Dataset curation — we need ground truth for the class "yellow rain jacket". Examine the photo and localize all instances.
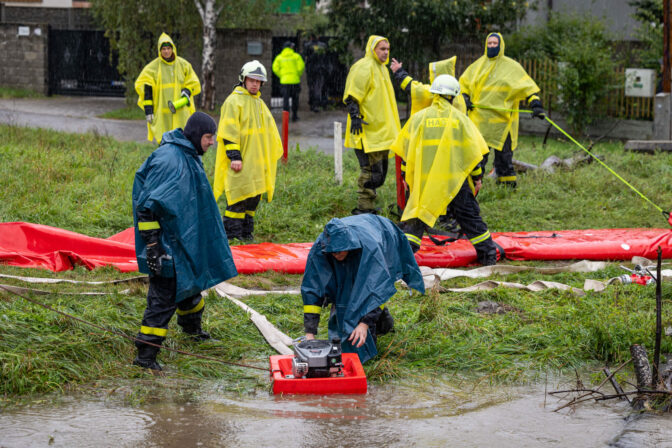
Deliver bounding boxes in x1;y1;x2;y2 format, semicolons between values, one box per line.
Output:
214;86;283;205
398;57;467;116
135;33;201;143
272;47;305;85
459;32;539;151
343;35;400;153
390;96;489;227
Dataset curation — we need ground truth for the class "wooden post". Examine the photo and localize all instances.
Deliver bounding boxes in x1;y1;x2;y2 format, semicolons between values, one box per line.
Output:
333;121;342;185
631;344;653;390
653;246;663;387
395;155;406;211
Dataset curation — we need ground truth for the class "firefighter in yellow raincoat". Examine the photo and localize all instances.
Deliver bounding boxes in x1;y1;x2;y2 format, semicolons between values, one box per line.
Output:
135;33;201;143
391;75;498;265
214;60;282;241
460;32;545;188
343;35;400;214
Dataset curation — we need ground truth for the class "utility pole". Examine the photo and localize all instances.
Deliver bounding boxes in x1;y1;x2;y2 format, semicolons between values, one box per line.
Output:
664;0;671;92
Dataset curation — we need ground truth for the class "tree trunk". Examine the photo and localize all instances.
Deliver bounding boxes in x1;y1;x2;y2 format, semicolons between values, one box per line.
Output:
195;0;219;111
631;344;653;389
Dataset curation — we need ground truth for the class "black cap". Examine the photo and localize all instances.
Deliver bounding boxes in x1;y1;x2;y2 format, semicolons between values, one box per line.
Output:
283;41;295;49
184;112;217;155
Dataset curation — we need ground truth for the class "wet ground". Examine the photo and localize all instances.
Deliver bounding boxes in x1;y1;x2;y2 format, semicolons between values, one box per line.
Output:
0;96;345;154
2;379;670;448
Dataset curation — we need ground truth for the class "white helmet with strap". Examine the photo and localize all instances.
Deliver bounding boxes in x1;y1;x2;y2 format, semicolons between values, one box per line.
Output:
429;74;460;97
239;60;267;83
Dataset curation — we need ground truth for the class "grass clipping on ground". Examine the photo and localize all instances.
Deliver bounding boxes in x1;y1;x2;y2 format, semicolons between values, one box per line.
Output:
0;123;671;400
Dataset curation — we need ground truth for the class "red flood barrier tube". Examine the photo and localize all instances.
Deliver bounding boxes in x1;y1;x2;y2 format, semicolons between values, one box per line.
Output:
270;353;367;395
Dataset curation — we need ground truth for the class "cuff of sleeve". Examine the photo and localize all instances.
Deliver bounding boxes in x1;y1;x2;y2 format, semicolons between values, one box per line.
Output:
138;221;160;231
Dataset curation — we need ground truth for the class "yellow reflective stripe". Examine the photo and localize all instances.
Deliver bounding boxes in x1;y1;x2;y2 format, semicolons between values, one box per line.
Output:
245;210;255;217
304;305;322;314
138;221;160;231
176;297;204;316
498;176;517;182
224;210;246;219
225;143;240;151
405;233;422;246
400;76;413;90
380;304;385;310
470;231;491;245
143;100;153;106
471;167;483;176
140;326;168;337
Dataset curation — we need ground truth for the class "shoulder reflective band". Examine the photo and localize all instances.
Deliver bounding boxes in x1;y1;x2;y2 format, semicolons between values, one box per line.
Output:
176;297;204;316
400;76;413;90
225;143;241;151
138;221;160;231
140;325;168;337
304;305;322;314
470;230;491;245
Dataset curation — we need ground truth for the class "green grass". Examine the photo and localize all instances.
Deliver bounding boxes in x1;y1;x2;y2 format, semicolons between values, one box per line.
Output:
0;86;45;99
1;123;671;403
98;105;146;120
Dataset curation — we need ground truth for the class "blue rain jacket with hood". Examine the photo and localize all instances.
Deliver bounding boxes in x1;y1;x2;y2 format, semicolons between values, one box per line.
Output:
301;215;425;363
133;128;238;302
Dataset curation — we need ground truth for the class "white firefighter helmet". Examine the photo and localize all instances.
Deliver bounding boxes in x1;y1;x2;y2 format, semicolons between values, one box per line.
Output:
239;60;267;83
429;74;460;97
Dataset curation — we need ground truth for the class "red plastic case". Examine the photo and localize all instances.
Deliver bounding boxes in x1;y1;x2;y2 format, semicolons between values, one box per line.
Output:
269;353;367;395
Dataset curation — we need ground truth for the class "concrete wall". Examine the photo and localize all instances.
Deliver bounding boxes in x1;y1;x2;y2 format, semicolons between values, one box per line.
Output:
0;22;48;94
212;29;274;106
522;0;639;41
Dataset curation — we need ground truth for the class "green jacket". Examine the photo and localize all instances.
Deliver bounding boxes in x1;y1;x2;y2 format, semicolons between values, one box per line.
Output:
272;47;305;85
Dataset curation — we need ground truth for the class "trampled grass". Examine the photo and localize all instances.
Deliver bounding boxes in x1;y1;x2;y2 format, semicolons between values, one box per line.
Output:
0;123;671;402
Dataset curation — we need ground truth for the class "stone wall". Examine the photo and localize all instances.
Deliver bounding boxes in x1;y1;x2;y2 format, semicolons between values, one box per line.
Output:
0;23;48;94
1;5;95;30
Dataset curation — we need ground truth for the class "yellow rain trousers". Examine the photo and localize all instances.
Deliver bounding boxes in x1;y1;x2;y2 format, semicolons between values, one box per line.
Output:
214;86;283;204
459;32;539;151
401;57;467;116
135;33;201;143
343;35;400;153
390;96;489;228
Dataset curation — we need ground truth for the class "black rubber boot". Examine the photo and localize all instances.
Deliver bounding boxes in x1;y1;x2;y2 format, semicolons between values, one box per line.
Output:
223;216;244;241
133;344;162;371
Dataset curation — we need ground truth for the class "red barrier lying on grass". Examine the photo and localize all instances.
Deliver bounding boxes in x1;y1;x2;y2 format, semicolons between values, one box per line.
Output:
1;222;671;274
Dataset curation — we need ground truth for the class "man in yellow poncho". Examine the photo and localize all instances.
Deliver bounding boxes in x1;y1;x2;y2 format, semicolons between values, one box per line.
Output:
460;32;545;188
343;35;400;215
135;33;201;143
390;75;497;265
214;60;282;241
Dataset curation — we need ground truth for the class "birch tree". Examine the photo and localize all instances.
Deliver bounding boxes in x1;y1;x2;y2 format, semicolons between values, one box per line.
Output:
194;0;224;110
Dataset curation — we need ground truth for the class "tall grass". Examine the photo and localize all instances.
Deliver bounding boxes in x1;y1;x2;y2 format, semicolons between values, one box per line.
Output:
0;123;671;401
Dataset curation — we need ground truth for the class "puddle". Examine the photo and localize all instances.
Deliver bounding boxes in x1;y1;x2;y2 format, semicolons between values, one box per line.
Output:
1;381;670;447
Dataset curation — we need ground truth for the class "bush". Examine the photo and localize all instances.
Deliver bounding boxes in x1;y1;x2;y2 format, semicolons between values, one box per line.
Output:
508;14;620;134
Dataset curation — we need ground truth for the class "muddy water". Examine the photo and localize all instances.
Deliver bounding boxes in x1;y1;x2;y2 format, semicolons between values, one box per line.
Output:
1;381;671;448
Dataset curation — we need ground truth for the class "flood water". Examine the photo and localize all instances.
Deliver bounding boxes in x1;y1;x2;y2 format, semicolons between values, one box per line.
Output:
2;378;672;448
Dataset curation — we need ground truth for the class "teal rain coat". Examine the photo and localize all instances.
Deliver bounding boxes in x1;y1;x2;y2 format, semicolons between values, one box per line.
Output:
133;129;238;302
301;215;425;363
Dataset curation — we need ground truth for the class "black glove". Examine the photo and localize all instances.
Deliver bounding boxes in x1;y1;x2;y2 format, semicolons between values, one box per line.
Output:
462;93;474;111
145;242;165;276
346;97;367;135
529;99;545;119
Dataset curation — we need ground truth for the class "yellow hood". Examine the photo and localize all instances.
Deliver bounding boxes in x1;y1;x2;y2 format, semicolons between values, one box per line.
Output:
366;35;389;65
157;32;177;64
428;56;456;83
484;32;505;60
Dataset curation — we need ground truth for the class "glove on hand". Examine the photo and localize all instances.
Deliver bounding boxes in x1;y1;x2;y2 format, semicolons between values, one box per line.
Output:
529;99;545;119
350;114;364;135
462;93;474;111
146;243;165;276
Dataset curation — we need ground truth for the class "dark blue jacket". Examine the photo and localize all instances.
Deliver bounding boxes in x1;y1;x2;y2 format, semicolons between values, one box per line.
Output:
133;129;237;302
301;215;425;362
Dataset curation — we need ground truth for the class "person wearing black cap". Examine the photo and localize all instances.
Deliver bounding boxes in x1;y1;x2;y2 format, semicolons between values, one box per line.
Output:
272;41;305;121
132;112;238;371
